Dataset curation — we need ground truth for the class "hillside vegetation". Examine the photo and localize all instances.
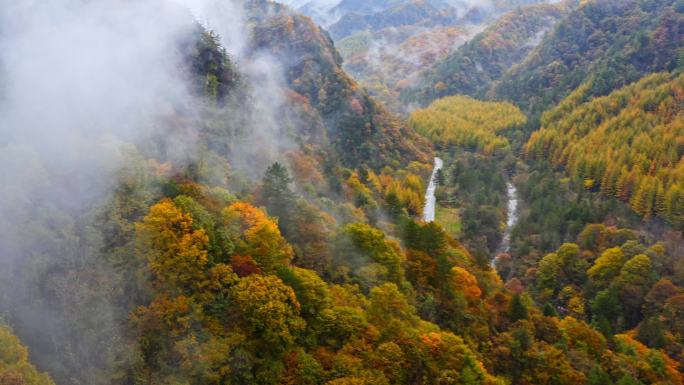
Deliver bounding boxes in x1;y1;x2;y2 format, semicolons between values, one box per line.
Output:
0;326;55;385
247;0;432;168
493;0;684;120
409;95;526;154
6;0;684;384
525;72;684;227
402;2;568;105
338;26;470;112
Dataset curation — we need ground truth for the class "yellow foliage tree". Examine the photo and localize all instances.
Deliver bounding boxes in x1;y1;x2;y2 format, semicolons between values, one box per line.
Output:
136;198;209;293
231;274;305;346
587;247;625;287
0;326;56;385
451;266;482;300
222;202;294;273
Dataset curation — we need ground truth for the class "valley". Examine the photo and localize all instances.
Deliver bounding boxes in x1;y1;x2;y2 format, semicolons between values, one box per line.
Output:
1;0;684;385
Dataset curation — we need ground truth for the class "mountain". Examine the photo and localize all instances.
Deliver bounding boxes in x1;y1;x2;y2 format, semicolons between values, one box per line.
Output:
525;72;684;227
492;0;684;120
338;26;470;112
409;94;526;154
328;0;461;40
245;0;432;168
401;1;569;106
282;0;560;114
286;0;554;29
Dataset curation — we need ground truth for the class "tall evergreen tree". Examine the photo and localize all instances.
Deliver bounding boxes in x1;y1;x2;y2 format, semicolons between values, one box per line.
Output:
509;294;529;321
259;162;297;236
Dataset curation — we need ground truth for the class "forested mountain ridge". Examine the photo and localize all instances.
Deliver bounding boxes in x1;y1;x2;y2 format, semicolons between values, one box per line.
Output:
525;72;684;227
245;0;432;168
409;95;527;154
492;0;684;121
337;25;470;113
401;1;570;106
283;0;562;114
327;0;461;40
402;0;684;123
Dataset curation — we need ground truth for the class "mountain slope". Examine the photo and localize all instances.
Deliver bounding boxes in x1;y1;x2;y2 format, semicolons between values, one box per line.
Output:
401;2;569;105
245;0;431;168
409;95;526;154
525;72;684;227
492;0;684;119
328;0;460;40
338;26;470;112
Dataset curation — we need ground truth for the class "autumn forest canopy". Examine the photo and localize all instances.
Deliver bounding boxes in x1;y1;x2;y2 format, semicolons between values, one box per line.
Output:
1;0;684;385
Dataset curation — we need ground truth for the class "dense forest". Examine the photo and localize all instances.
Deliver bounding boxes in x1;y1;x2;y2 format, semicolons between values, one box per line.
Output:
401;2;570;106
409;95;526;154
2;0;684;384
493;0;684;121
525;73;684;227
